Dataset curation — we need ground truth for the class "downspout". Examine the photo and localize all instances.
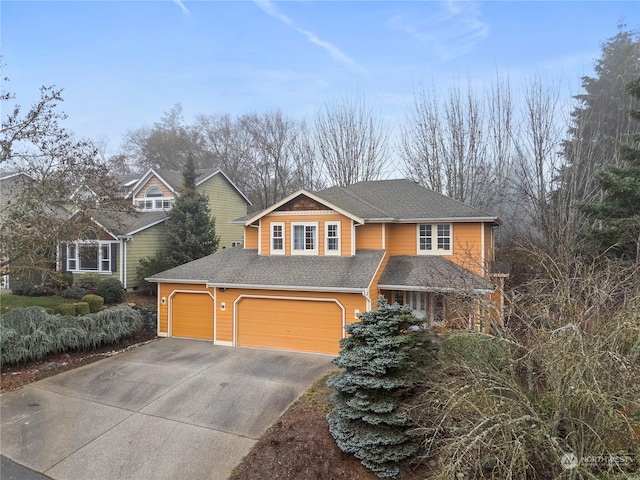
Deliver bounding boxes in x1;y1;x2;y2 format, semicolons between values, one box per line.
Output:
118;236;132;289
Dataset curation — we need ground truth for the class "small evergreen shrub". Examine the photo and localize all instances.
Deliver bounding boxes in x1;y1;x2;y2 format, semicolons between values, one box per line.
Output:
75;302;90;316
96;278;125;304
45;271;68;292
61;286;88;300
76;273;100;290
326;297;431;479
56;303;77;316
81;294;104;313
62;271;74;288
136;252;171;295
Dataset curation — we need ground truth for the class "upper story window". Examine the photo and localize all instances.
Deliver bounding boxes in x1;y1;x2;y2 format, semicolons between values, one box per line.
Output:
292;223;317;255
136;186;172;211
418;223;452;255
271;222;284;254
325;222;341;255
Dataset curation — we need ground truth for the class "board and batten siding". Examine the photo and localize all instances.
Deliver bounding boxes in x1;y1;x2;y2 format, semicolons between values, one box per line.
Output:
197;174;247;249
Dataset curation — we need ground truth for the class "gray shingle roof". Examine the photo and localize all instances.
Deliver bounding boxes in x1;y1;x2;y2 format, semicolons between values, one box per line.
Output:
317;179;496;221
379;255;495;293
90;209;167;236
148;249;385;291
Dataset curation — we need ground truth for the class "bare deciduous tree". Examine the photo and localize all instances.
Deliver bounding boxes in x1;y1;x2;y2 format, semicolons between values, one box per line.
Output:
314;92;390;187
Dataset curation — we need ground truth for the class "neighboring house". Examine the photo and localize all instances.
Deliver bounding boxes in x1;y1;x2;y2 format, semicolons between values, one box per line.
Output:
61;168;251;291
148;179;508;355
0;172;36;289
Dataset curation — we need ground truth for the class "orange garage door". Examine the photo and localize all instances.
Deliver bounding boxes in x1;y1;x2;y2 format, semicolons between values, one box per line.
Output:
171;292;214;340
237;298;343;354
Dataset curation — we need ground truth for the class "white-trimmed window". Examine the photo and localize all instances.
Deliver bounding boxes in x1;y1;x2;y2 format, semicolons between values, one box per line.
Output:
66;229;115;272
325;222;341;255
418;223;452;254
292;222;318;255
136;186;173;211
271;222;285;254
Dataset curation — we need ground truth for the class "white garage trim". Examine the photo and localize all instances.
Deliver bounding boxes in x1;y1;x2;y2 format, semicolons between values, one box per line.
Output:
168;289;216;341
232;295;346;348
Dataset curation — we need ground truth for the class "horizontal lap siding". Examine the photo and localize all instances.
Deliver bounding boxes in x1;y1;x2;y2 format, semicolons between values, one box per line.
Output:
355;224;384;250
197;175;247;249
259;213;352;256
126;223;168;290
452;223;483;275
386;224;417;255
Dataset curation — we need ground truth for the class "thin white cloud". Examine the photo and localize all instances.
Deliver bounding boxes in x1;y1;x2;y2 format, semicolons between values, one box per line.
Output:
388;0;489;61
173;0;190;15
253;0;364;72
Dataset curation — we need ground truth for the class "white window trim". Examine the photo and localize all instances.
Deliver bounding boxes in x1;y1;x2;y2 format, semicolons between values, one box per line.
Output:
135;187;174;211
66;241;115;273
417;223;452;255
271;222;285;255
291;222;318;255
324;221;341;256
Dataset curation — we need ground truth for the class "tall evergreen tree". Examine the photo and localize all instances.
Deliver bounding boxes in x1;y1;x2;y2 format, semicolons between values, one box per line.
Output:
582;77;640;262
557;26;640;234
326;298;430;479
165;156;219;267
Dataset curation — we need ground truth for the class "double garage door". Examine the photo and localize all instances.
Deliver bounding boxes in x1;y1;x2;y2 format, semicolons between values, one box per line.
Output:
170;293;344;355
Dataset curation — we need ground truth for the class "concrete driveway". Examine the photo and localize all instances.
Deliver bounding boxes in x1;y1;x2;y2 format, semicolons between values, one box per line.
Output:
0;338;334;480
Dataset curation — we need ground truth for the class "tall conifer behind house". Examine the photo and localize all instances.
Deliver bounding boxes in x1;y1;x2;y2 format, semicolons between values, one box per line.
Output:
326;297;431;479
166;155;219;266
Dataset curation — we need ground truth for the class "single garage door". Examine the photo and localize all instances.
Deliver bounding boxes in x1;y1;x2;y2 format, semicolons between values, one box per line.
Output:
171;292;214;340
237;298;343;354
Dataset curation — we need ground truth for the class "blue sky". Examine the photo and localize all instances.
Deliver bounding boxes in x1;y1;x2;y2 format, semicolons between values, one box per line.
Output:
2;1;639;156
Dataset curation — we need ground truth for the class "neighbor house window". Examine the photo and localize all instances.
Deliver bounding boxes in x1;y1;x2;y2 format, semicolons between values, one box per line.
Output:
271;222;284;254
136;186;173;211
325;222;340;255
418;224;452;254
292;223;317;255
66;228;115;272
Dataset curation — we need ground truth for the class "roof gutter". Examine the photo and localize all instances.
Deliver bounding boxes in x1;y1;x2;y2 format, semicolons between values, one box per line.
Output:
378;284;495;295
206;282;367;294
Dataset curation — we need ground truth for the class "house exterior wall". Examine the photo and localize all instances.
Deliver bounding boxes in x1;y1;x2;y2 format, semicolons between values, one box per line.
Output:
244;226;258;249
133;177;173;200
125;222;168;290
355;223;384;250
156;282;368;348
197;174;247;249
258;212;353;256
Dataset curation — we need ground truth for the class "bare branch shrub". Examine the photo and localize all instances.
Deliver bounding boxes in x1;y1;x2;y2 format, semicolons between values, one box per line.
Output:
408;249;640;479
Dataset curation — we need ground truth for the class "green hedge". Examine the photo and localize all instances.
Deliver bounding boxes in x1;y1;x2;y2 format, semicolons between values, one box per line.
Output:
0;305;144;366
75;302;91;316
81;294;104;313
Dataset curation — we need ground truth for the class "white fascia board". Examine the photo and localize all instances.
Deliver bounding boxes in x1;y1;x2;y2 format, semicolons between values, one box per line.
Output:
130;168;177;198
145;277;208;284
89;217;119;240
378;284;495;294
368;217;499;224
244;189;364;226
206;282;365;294
125;217;167;236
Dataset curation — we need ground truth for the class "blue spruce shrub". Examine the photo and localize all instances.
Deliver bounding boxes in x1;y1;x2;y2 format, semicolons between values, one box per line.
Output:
326;297;431;479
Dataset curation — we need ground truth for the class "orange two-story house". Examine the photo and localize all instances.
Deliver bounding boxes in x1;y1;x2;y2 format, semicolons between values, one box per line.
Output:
148;179;506;355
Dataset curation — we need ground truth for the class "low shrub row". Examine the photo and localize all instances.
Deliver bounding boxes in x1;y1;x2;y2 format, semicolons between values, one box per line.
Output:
0;305;143;366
